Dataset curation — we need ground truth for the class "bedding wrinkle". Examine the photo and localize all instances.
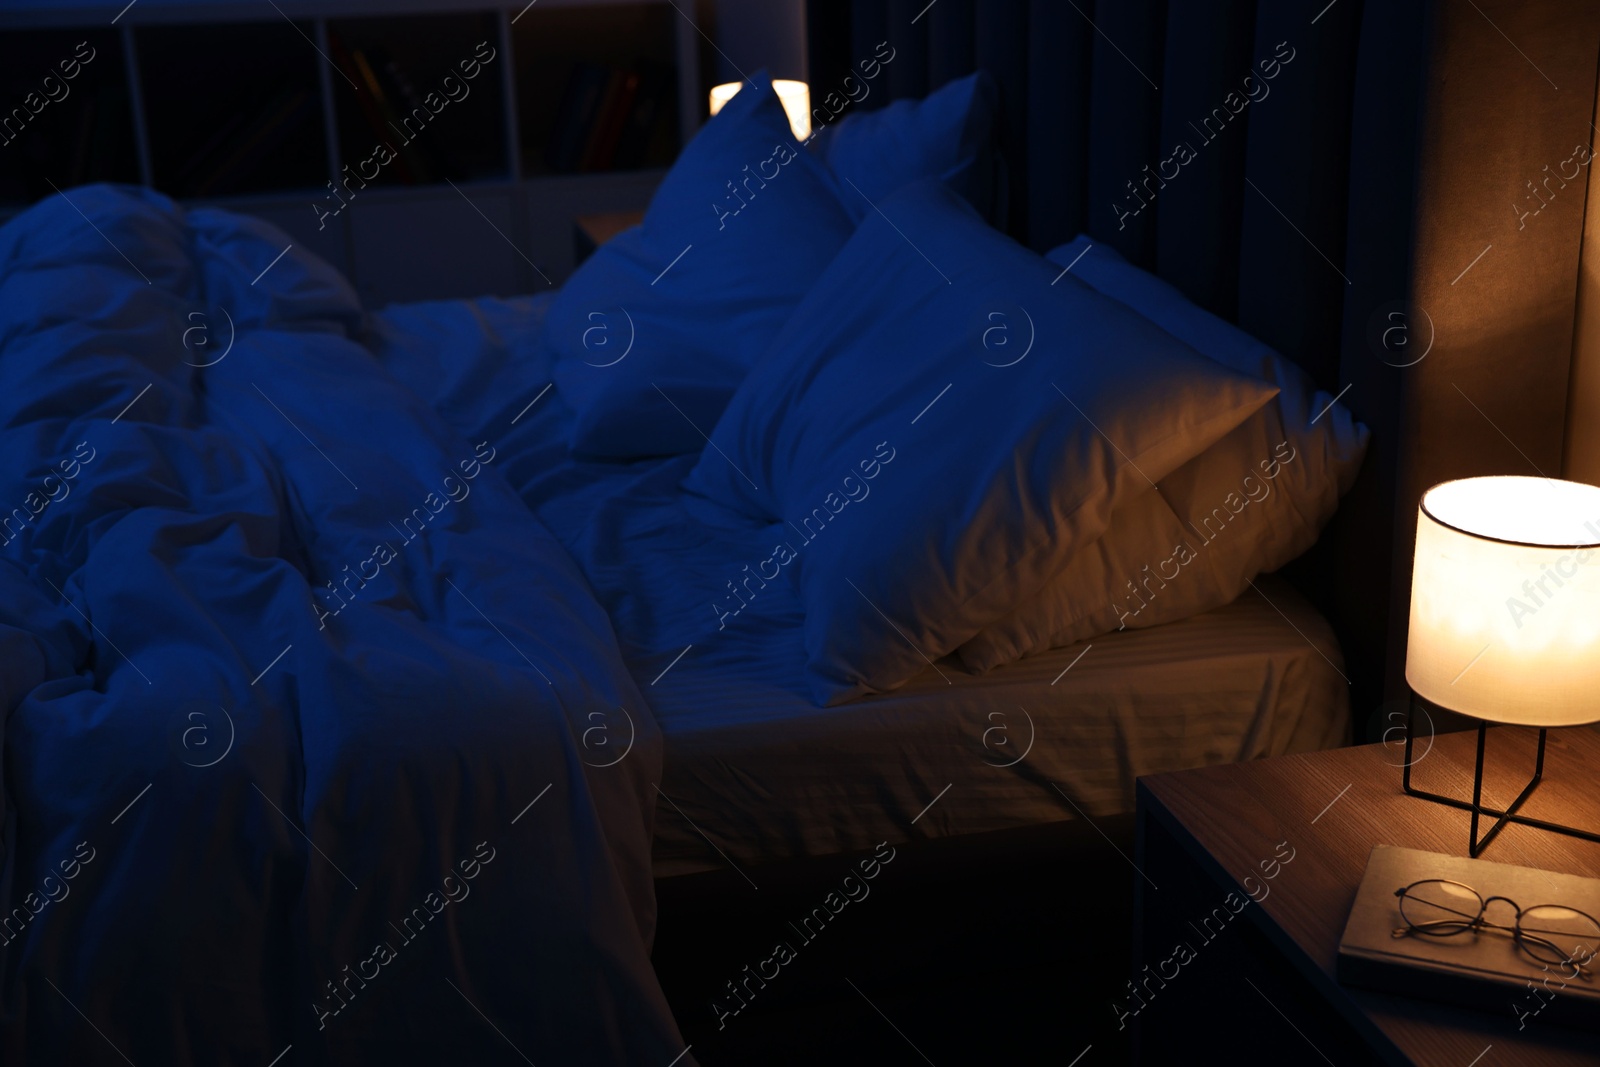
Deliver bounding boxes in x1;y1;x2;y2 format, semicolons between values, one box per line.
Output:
0;186;691;1066
1237;655;1285;763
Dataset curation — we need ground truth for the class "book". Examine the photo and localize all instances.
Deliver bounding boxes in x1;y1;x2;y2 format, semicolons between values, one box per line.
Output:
546;61;612;173
327;29;413;185
581;69;639;173
575;68;625;172
610;60;672;171
1338;844;1600;1033
350;48;424;184
376;53;447;182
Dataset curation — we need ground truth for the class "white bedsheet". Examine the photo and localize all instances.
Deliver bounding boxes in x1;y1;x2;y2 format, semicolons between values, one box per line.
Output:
647;575;1348;876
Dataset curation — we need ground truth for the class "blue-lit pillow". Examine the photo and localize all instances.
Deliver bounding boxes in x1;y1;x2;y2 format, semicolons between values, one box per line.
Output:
682;181;1278;704
547;73;855;459
812;71;997;223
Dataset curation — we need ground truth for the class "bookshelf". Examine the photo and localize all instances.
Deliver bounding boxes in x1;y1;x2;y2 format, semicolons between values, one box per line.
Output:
0;0;707;304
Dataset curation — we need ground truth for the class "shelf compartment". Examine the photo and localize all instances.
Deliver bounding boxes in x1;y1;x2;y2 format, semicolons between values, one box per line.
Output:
0;29;139;203
511;2;680;177
135;20;328;199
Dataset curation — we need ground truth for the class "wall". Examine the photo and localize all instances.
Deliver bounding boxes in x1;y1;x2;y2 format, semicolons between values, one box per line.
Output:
1391;0;1600;703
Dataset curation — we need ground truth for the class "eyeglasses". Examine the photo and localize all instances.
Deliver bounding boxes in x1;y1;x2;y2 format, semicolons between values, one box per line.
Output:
1392;879;1600;979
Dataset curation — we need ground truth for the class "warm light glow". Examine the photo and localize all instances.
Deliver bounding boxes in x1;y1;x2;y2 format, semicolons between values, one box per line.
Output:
1407;476;1600;726
709;80;811;142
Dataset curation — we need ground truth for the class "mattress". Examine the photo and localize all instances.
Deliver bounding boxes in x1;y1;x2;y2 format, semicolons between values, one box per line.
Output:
644;575;1348;876
367;293;1352;879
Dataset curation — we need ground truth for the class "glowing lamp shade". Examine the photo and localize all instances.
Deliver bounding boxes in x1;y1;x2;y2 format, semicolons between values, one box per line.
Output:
709;80;811;142
1407;476;1600;727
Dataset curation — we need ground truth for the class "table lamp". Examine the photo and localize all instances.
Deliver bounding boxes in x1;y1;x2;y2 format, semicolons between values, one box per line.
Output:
709;80;812;142
707;0;810;142
1403;474;1600;856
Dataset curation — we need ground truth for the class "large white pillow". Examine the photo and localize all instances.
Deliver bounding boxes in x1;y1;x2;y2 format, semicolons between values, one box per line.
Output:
956;236;1369;672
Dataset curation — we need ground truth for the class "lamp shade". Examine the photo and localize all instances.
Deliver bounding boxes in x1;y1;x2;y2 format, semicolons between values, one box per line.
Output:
709;80;811;141
1407;475;1600;726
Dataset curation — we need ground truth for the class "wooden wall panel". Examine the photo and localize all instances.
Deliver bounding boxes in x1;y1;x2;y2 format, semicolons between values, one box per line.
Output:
1393;0;1600;699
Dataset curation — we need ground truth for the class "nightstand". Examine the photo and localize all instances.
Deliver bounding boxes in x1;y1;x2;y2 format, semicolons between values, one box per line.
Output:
572;209;646;266
1133;724;1600;1066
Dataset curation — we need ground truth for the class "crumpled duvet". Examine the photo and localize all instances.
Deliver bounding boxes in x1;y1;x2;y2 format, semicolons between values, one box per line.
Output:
0;185;691;1066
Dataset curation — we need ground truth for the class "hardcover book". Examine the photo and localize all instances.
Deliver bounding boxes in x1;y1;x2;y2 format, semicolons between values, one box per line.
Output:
610;60;672;171
1338;845;1600;1033
581;69;640;173
547;61;612;173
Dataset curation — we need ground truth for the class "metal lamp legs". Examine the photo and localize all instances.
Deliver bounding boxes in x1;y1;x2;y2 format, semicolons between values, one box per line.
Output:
1400;698;1600;858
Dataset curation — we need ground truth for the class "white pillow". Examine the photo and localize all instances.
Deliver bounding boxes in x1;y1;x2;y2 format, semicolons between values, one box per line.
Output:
956;236;1369;672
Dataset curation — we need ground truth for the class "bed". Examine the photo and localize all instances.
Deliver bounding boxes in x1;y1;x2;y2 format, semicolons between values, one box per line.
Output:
0;1;1453;1063
0;190;1354;1062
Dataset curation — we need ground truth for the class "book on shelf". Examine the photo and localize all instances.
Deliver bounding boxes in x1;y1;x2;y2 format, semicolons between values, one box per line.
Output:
547;60;611;174
1337;844;1600;1033
349;47;432;185
375;52;452;182
579;68;638;173
609;60;672;171
327;29;416;185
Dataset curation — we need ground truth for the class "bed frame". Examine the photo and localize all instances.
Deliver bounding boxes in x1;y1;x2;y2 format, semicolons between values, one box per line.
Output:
801;0;1600;731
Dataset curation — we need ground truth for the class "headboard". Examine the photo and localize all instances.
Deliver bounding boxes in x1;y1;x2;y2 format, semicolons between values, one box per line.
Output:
803;0;1600;733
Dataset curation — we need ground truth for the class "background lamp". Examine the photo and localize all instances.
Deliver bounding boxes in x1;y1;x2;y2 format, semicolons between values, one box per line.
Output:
709;81;812;142
1403;475;1600;855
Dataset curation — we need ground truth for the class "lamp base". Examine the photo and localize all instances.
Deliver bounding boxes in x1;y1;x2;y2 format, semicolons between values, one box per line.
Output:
1401;698;1600;858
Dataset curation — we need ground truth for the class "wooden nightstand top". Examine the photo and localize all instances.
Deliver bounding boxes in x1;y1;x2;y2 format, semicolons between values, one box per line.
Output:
574;210;646;248
1138;724;1600;1066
